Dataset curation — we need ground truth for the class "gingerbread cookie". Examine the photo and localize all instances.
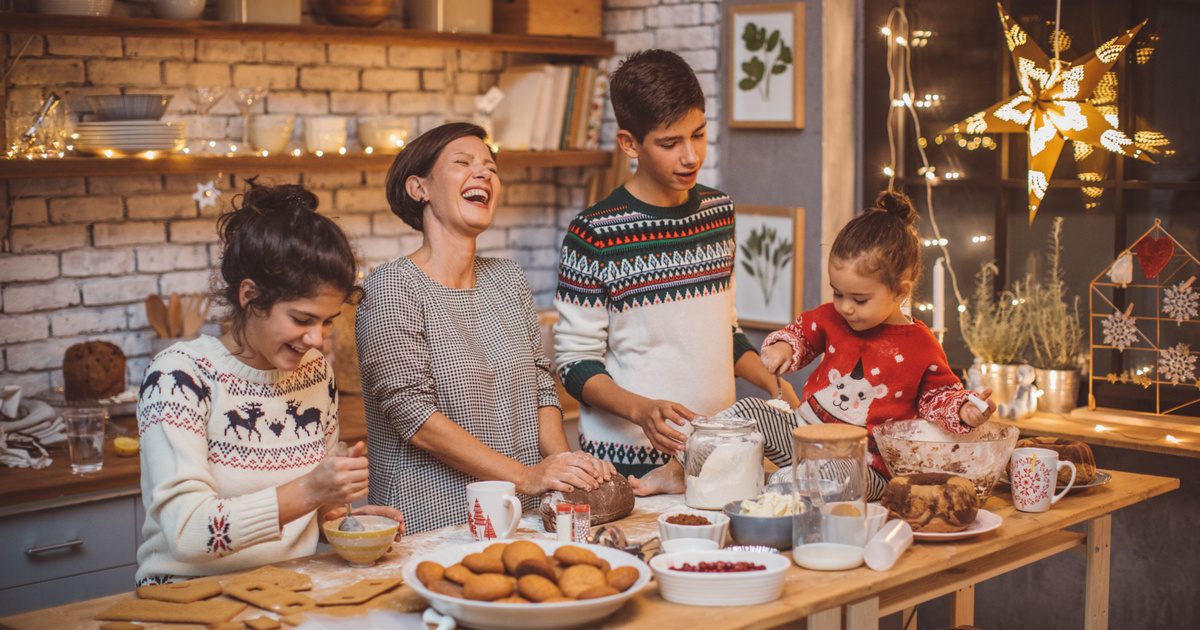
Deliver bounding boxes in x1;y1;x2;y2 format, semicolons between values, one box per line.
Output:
135;578;222;603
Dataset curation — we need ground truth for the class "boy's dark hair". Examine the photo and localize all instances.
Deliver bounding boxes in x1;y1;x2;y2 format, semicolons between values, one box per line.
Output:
609;49;705;142
216;179;361;345
385;122;490;231
830;190;921;294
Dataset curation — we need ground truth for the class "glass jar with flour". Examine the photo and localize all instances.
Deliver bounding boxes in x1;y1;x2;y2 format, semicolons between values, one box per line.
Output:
683;415;764;509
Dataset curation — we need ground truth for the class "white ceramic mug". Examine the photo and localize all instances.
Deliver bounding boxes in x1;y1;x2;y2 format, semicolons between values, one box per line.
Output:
465;480;522;541
1010;447;1076;513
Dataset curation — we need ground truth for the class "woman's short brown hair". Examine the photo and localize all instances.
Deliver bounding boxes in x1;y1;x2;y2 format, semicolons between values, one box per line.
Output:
384;122;489;231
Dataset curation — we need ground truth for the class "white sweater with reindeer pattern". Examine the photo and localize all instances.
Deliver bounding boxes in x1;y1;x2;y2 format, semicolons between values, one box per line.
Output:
135;334;338;585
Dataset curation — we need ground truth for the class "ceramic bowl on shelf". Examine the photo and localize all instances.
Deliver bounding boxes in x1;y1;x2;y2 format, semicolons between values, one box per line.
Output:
650;550;791;607
35;0;113;15
317;0;392;26
248;114;295;154
357;116;412;152
148;0;207;20
874;419;1019;503
304;115;347;154
322;515;398;567
85;95;172;121
657;509;729;545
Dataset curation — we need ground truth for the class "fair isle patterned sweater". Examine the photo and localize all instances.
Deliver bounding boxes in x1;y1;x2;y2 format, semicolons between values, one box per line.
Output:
135;335;338;584
554;184;756;468
764;303;974;478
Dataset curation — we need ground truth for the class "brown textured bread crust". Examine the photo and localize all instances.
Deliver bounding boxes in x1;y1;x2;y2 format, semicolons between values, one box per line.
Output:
881;473;979;533
541;476;635;531
1015;436;1096;484
63;341;126;401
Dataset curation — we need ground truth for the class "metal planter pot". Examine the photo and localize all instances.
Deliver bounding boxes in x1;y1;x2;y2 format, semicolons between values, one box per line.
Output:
978;363;1022;408
1035;368;1080;414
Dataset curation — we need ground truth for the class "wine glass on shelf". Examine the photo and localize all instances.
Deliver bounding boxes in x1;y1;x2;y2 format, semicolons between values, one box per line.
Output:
185;86;227;155
232;86;267;154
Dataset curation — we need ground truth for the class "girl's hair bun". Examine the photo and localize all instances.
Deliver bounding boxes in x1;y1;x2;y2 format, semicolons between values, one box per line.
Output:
873;190;917;227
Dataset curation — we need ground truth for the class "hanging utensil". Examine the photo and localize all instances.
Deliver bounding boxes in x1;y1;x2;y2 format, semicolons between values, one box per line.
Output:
145;295;170;339
181;294;210;338
167;293;183;338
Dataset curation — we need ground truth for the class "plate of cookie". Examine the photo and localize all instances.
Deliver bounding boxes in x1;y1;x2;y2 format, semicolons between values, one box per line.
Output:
401;539;651;630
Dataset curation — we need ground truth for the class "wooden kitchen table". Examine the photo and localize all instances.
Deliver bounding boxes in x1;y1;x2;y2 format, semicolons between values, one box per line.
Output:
0;469;1176;630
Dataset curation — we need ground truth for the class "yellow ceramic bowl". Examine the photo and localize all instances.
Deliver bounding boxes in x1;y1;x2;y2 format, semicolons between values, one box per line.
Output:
323;515;399;567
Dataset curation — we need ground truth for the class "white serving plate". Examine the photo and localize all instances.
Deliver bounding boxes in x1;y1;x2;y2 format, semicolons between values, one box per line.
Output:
911;508;1002;542
402;539;650;630
650;550;790;607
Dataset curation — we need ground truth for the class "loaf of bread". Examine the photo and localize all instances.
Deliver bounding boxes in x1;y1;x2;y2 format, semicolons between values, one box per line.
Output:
1014;436;1096;484
881;472;979;533
541;476;635;532
62;341;126;402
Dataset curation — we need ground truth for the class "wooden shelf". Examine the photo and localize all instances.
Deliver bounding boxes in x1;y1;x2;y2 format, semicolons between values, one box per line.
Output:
0;13;613;57
0;150;611;178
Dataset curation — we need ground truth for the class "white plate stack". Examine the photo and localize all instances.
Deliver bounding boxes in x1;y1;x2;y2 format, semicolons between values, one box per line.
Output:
74;121;187;155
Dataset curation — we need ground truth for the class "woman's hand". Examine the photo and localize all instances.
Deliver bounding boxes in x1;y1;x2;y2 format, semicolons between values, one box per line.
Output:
761;341;793;375
323;505;406;540
628;397;695;456
517;451;607;495
303;441;370;506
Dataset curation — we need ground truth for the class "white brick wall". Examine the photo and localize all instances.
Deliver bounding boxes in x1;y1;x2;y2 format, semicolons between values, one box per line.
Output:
0;6;712;394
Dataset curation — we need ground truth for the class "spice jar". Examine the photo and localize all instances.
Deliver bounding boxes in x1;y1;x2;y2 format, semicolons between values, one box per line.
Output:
683;415;764;509
790;424;869;571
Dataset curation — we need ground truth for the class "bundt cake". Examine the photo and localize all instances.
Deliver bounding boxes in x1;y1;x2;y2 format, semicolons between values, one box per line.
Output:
881;472;979;533
1014;436;1096;484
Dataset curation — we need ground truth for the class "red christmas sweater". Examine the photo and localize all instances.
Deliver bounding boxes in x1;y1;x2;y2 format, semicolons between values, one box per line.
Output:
764;303;973;478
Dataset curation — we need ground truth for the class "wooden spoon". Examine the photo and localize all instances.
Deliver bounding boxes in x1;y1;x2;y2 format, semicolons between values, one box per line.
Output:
167;293;183;338
181;294;210;338
145;295;170;339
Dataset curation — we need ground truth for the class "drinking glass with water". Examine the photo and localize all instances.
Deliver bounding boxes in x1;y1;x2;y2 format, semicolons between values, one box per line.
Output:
64;408;106;474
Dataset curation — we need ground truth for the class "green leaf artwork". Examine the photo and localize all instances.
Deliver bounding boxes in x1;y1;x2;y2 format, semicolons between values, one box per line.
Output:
739;21;794;99
739;224;794;307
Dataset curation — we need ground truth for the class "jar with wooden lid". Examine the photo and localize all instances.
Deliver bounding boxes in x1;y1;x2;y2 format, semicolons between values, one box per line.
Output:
790;423;869;571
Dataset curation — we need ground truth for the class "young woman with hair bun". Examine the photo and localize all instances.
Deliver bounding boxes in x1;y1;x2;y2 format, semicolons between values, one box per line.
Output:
135;180;402;586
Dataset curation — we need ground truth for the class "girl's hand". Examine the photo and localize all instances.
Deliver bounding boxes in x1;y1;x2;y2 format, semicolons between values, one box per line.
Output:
628;398;695;456
304;441;370;505
518;451;605;495
323;505;406;540
959;388;996;428
761;341;793;375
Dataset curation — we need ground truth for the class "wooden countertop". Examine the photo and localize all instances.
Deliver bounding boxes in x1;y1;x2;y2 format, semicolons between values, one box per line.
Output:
0;469;1178;629
997;407;1200;459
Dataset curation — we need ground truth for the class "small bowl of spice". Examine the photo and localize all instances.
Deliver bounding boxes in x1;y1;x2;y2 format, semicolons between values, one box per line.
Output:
658;510;729;546
650;550;791;606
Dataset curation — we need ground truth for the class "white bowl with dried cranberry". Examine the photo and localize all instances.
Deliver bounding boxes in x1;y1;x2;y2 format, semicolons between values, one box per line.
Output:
657;510;730;545
649;550;790;606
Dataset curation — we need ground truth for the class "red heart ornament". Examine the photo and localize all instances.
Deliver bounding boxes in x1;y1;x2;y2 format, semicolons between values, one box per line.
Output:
1136;236;1174;279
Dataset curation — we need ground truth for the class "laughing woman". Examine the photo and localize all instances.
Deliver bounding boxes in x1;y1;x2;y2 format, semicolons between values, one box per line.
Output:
357;123;615;533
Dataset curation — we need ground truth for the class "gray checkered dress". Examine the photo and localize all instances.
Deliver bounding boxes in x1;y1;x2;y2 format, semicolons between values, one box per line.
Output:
356;256;559;534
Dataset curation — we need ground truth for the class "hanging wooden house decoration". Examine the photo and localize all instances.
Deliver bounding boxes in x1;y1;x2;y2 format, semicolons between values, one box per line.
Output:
1088;219;1199;417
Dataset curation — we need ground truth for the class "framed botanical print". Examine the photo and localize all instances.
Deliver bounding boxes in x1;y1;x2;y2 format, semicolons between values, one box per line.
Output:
727;2;806;129
736;205;805;329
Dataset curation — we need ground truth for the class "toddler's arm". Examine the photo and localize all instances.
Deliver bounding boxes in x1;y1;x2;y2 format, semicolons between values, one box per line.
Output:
761;312;824;374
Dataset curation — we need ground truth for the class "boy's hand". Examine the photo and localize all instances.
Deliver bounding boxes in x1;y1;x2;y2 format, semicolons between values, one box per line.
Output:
959;388;996;428
628;398;695;455
761;341;793;375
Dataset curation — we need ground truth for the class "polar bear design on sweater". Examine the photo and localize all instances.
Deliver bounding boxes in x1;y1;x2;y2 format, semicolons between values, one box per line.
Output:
797;359;889;427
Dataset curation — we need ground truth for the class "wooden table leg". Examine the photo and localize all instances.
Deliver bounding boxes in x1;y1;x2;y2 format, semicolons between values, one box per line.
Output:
951;585;975;626
844;597;880;630
807;607;841;630
1085;515;1112;630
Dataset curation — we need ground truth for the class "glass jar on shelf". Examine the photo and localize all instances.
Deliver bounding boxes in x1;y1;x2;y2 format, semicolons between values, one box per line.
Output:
683;415;764;509
790;423;869;571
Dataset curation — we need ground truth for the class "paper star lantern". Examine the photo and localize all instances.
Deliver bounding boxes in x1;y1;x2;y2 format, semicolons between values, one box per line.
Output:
192;180;220;211
942;2;1154;224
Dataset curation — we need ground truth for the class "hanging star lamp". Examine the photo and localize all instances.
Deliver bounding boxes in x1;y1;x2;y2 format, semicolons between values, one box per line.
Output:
942;2;1155;224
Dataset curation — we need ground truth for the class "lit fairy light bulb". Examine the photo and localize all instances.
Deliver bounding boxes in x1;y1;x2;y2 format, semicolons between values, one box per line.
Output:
882;166;895;177
364;146;375;154
881;26;892;37
292;148;302;157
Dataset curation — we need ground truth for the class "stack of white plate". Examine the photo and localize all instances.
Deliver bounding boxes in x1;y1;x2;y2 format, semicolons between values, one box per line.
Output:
35;0;114;16
74;121;187;155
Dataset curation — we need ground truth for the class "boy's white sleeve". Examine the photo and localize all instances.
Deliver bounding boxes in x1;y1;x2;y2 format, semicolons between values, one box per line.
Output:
553;218;611;403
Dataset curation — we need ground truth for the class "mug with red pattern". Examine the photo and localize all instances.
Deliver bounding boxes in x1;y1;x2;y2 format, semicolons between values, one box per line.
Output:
1010;447;1076;512
465;480;522;541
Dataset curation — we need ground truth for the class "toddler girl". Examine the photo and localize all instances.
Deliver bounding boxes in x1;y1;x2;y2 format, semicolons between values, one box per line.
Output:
761;191;995;498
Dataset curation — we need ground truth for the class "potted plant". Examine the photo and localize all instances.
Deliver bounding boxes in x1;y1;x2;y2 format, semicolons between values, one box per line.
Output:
1021;217;1084;413
960;261;1028;407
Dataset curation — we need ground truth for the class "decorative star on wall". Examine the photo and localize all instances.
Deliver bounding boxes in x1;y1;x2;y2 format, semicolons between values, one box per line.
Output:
192;180;220;211
943;2;1155;224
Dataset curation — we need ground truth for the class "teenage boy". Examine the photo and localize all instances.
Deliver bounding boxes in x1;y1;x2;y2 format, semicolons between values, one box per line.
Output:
554;50;799;494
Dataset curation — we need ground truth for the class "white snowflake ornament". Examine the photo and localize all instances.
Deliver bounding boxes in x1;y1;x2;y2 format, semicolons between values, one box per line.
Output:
193;180;220;211
1162;278;1198;325
1158;343;1197;386
1101;307;1139;352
